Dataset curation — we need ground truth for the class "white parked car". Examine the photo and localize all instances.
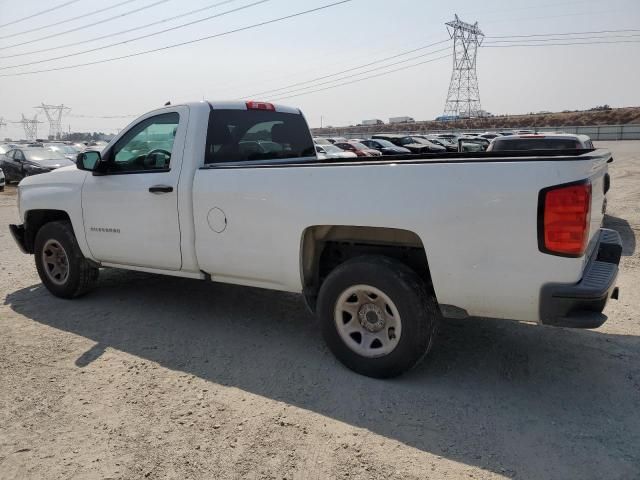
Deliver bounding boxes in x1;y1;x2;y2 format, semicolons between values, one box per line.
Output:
9;100;621;378
315;143;357;160
312;137;334;146
0;166;5;191
487;133;594;151
44;143;81;162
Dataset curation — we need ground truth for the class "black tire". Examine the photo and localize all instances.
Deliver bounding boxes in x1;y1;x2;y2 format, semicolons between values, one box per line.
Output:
34;221;99;299
317;255;440;378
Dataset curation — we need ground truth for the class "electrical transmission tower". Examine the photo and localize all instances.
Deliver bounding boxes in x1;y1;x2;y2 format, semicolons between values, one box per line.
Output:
15;114;43;140
442;14;484;119
35;103;71;139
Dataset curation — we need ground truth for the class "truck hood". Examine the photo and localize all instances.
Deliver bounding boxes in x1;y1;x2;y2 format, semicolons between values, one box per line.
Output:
19;164;87;187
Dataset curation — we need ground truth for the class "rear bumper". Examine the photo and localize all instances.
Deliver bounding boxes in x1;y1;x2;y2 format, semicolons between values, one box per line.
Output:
9;224;28;254
539;228;621;328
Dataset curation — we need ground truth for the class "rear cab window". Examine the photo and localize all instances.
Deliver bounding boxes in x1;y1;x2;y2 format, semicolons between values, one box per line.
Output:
205;109;315;164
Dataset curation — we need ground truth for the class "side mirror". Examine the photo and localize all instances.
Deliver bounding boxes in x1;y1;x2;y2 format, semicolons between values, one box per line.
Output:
77;151;101;171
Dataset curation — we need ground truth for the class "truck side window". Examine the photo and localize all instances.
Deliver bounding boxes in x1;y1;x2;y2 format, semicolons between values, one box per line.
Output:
110;112;179;173
204;109;315;164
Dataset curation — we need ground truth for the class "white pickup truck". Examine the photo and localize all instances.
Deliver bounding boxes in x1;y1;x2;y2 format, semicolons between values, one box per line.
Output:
10;100;622;378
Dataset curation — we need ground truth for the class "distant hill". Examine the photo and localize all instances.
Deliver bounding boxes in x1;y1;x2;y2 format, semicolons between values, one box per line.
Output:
311;106;640;135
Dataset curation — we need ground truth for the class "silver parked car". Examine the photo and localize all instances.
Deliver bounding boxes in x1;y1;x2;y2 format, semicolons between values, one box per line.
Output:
487;133;594;151
315;143;358;160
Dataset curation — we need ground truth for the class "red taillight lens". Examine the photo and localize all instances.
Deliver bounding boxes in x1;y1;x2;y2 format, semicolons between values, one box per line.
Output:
539;181;591;256
246;101;275;111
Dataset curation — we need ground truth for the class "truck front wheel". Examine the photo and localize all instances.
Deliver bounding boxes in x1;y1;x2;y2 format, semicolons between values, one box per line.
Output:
317;255;439;378
34;221;99;299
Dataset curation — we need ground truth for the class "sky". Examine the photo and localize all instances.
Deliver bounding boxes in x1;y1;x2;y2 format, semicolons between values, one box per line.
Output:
0;0;639;139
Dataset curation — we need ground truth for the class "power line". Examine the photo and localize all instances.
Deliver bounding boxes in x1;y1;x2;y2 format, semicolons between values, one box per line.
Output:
0;0;82;29
0;0;141;40
486;28;640;39
263;30;639;103
483;8;625;26
245;46;451;100
0;0;354;77
483;39;640;47
69;114;137;119
463;0;600;18
268;54;452;102
485;33;640;43
0;0;271;70
0;0;172;50
0;0;238;59
239;39;451;99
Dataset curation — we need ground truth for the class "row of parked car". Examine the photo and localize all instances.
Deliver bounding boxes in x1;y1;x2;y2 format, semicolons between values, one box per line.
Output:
313;134;457;159
0;131;594;189
313;131;594;158
0;140;110;185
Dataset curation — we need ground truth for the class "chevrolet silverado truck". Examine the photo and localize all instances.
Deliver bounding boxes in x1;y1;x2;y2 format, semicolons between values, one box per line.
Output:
9;101;622;378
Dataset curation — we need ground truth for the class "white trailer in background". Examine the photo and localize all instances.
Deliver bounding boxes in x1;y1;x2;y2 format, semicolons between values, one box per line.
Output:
389;116;415;124
361;119;384;126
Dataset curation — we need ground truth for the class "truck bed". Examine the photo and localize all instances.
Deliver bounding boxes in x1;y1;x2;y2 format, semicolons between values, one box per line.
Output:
193;148;610;322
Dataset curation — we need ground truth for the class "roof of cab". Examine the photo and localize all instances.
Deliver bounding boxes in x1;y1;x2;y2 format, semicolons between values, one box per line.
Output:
136;100;302;119
207;100;301;115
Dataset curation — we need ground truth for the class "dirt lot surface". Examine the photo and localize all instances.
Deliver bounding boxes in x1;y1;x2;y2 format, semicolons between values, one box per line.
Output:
1;142;639;480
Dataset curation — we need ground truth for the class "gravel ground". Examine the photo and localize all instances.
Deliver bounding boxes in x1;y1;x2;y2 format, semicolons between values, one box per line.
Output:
1;142;639;480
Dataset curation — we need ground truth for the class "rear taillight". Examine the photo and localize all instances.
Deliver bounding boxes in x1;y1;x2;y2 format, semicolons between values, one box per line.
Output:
538;181;592;257
246;101;275;111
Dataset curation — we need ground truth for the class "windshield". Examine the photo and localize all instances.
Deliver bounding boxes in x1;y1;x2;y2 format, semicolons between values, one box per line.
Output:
406;137;429;145
24;149;66;161
349;142;368;150
322;144;343;154
46;145;78;154
372;139;396;148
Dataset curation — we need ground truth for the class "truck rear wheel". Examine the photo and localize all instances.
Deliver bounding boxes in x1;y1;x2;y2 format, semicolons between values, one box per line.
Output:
317;255;439;378
34;221;99;299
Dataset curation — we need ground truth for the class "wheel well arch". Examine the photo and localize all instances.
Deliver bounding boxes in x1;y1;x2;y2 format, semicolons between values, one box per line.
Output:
300;225;434;311
23;209;71;253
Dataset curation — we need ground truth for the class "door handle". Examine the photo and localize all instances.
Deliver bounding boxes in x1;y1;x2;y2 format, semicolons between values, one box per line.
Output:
149;185;173;194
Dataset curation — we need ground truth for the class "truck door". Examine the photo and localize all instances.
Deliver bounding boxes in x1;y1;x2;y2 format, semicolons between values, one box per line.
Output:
81;107;188;270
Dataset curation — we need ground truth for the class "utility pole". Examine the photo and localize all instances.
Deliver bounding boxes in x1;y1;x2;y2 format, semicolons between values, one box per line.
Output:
34;103;71;139
442;14;484;120
14;114;43;141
